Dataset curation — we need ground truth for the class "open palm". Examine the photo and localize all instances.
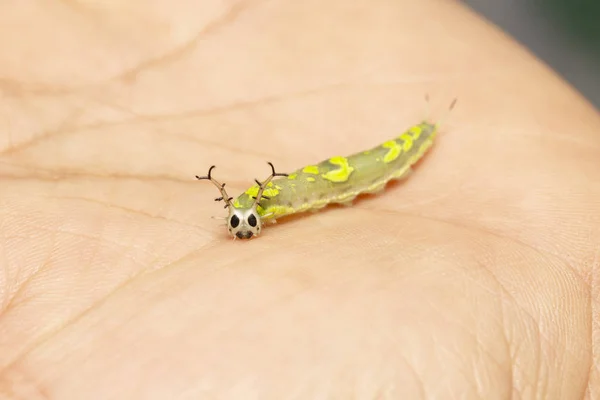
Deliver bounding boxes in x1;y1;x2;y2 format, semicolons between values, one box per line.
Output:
0;1;598;398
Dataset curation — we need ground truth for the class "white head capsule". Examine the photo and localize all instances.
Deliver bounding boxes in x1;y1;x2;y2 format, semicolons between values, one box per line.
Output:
196;162;287;240
227;206;262;239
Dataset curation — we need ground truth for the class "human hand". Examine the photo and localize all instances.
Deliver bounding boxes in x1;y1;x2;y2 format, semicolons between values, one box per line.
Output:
0;1;598;398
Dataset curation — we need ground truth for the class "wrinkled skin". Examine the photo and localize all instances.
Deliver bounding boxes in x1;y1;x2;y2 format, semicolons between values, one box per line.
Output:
0;0;598;399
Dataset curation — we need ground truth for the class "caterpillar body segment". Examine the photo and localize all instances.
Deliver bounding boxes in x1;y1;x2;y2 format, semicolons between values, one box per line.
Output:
234;121;438;221
197;101;455;240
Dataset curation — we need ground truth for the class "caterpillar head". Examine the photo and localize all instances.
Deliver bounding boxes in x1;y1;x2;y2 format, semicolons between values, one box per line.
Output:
226;206;262;239
196;162;287;240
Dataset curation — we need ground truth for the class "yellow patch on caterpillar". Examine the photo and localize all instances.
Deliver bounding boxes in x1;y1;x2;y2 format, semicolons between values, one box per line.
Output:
259;205;295;218
408;125;423;139
288;173;298;180
322;156;355;182
306;177;316;182
400;133;413;152
245;182;281;198
244;185;259;197
382;140;402;163
302;165;320;174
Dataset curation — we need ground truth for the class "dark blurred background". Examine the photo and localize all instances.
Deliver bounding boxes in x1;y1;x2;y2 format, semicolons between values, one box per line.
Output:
462;0;599;110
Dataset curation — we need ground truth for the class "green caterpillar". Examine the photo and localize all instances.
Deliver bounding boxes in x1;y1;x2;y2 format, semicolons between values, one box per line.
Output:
196;100;456;239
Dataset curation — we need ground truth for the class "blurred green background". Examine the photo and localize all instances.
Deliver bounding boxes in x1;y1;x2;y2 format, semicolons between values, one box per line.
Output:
462;0;600;109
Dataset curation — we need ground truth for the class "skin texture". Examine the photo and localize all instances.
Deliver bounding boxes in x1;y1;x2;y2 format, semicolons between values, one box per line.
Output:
0;0;598;398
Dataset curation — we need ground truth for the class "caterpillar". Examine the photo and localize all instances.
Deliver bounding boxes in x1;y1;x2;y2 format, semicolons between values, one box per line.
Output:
196;99;456;240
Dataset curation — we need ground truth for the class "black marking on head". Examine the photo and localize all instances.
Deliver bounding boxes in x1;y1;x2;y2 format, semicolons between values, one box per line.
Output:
230;215;240;228
236;231;254;239
248;214;257;227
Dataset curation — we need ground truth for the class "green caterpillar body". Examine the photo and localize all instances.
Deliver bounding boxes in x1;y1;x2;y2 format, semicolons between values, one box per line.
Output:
232;122;437;222
196;114;446;239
